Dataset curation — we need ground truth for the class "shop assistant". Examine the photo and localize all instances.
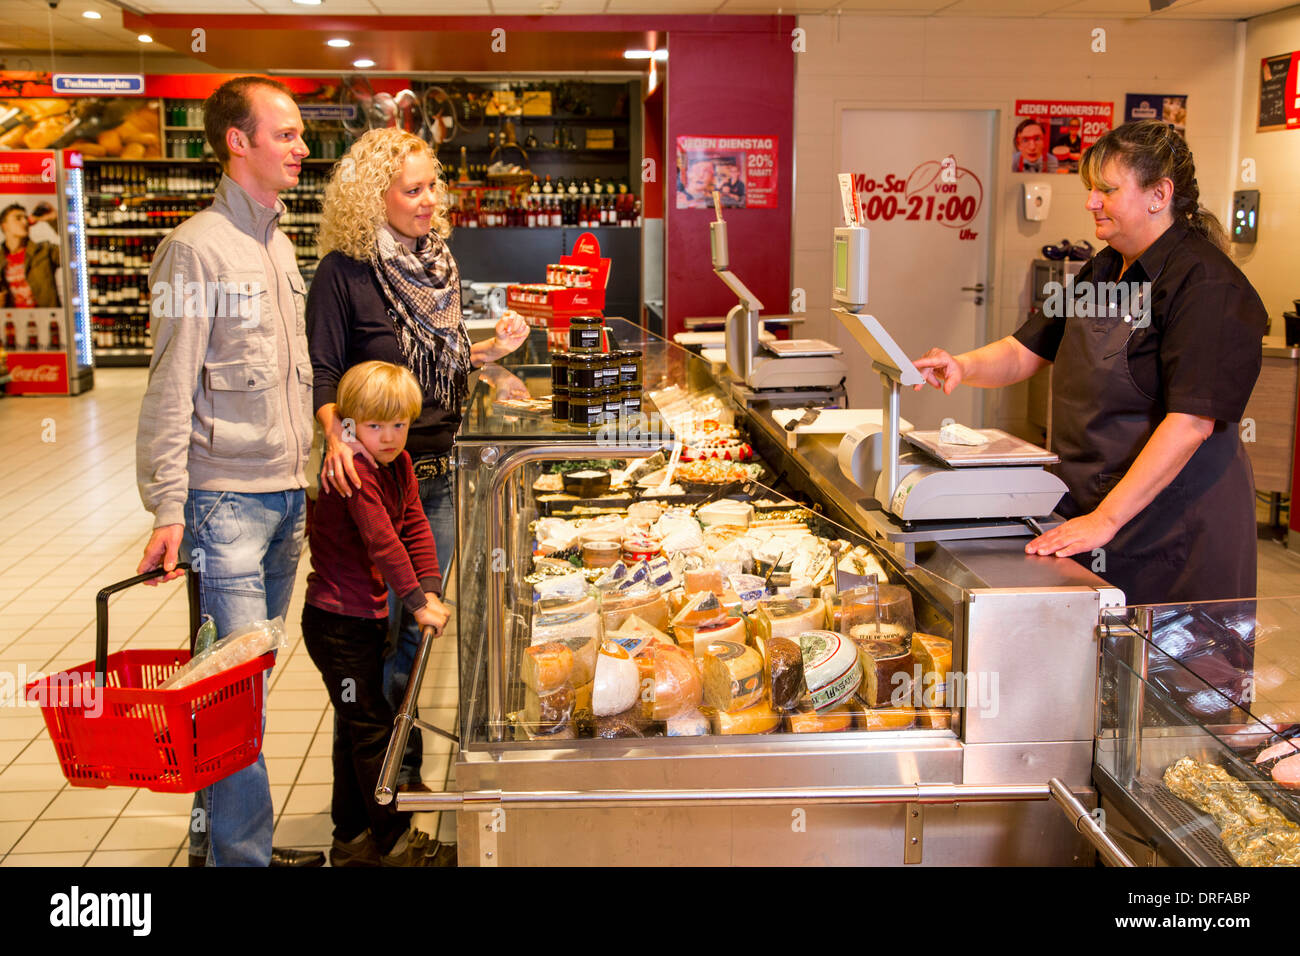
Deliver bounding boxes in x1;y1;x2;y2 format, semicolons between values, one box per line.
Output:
914;120;1267;605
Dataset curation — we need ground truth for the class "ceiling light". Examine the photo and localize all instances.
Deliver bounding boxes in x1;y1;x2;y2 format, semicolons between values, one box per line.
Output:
292;0;323;4
137;34;153;43
327;38;352;48
82;10;102;19
352;58;375;68
623;50;667;61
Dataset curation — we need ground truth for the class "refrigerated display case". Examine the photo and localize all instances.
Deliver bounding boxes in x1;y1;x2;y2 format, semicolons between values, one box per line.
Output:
387;319;1128;866
1;149;92;395
1095;595;1300;866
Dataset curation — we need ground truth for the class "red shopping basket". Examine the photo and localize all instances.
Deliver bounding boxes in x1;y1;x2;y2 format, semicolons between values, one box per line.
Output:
25;563;273;794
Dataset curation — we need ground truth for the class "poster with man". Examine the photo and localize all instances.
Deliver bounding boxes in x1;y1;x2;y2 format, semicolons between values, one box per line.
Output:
1011;101;1113;174
675;135;778;209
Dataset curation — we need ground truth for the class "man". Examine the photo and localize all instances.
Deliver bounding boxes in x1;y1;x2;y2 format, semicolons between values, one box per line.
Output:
1;202;60;307
1011;118;1059;173
681;156;715;207
136;76;321;867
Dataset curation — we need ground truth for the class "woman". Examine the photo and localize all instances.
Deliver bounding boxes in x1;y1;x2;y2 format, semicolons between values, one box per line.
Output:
1;202;60;308
916;120;1266;605
307;128;529;795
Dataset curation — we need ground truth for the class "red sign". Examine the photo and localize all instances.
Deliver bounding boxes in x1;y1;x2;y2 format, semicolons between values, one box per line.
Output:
850;160;985;238
1012;100;1113;174
675;135;779;209
0;151;57;194
5;352;69;394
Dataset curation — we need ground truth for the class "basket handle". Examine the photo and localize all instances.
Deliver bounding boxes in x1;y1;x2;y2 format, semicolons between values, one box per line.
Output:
95;563;201;686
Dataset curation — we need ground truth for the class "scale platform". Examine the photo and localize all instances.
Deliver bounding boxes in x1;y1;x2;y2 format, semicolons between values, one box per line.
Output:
903;428;1060;468
761;338;842;359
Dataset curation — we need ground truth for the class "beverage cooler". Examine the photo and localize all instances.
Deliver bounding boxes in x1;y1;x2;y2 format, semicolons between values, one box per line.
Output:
1;149;92;396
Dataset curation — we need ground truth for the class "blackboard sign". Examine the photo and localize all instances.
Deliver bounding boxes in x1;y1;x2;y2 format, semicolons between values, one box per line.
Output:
1258;52;1298;132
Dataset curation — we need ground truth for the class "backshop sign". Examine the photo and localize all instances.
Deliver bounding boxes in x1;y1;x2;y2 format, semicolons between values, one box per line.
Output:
5;352;69;395
848;157;985;239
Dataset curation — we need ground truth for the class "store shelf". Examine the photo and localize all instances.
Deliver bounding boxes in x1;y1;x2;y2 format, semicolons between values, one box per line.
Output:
86;228;171;236
86;267;149;275
86;192;211;201
91;306;148;314
95;349;151;367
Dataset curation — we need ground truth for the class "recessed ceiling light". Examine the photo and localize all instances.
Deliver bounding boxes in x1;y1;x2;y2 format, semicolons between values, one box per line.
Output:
352;58;375;69
326;38;351;48
82;10;102;19
137;34;153;43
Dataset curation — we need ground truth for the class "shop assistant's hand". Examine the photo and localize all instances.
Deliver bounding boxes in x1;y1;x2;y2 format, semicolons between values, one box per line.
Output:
322;418;375;498
479;364;531;400
1025;510;1120;559
912;348;965;394
138;524;185;585
493;309;529;354
415;593;450;637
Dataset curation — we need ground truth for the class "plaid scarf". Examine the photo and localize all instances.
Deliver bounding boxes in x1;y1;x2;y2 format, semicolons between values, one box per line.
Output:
370;225;471;412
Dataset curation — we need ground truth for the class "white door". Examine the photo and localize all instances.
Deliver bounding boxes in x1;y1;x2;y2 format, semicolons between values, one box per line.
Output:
837;109;995;430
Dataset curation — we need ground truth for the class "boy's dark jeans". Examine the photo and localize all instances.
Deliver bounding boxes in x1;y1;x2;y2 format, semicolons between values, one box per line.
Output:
302;603;409;854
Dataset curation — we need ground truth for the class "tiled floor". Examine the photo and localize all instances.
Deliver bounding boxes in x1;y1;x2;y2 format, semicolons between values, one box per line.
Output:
0;368;458;866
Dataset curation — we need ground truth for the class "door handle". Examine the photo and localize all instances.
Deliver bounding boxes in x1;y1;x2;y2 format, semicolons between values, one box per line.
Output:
962;283;985;305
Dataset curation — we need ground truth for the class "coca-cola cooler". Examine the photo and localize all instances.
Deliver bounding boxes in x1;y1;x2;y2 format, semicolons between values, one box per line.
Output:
1;149;93;396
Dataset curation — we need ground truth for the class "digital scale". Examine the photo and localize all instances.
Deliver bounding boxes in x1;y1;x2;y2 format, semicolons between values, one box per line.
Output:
710;195;848;395
828;224;1067;540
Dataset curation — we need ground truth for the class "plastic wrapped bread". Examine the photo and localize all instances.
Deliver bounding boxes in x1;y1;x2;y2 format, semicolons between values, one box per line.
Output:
158;618;286;690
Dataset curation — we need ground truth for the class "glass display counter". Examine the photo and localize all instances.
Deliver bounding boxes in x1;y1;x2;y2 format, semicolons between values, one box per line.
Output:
1095;596;1300;866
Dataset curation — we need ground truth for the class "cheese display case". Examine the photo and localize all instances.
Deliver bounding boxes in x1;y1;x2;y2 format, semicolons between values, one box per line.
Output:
390;318;1129;866
1094;596;1300;866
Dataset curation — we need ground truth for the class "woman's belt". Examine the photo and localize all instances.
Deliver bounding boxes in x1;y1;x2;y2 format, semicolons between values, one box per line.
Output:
412;452;456;480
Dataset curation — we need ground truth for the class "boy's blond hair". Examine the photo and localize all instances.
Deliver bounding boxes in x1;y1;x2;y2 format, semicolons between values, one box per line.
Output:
336;360;422;425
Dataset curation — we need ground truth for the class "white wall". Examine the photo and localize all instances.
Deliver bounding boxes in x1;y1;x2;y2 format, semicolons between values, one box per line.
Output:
795;14;1242;432
1237;6;1300;336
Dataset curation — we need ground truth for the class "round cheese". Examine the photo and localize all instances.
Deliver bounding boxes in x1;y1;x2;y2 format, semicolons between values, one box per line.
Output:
787;701;853;734
755;597;825;642
653;643;704;720
676;616;746;656
601;589;671;633
799;630;862;711
848;622;911;646
701;640;764;712
709;693;781;735
592;641;640;716
765;636;805;711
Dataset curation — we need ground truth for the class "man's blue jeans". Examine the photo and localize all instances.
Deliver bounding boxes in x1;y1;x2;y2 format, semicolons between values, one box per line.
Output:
383;471;456;786
181;489;306;867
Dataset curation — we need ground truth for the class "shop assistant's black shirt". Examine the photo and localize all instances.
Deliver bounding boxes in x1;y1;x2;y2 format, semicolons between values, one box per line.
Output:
306;250;461;458
1014;220;1267;423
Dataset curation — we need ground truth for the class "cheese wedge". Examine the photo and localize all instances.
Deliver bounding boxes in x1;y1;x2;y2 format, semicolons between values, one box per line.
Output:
600;589;671;633
857;640;913;708
675;615;746;656
911;633;953;708
522;642;574;694
701;640;764;711
672;590;729;628
684;567;728;594
709;693;781;735
765;636;805;711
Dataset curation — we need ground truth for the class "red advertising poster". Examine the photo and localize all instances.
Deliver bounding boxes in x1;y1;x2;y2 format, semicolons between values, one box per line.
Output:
1012;100;1113;174
675;135;778;209
1;149;69;395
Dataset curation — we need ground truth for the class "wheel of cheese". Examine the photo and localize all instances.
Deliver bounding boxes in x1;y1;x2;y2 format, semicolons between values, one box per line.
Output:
523;685;575;734
911;633;953;708
765;636;805;711
855;704;917;731
701;640;764;711
607;612;672;647
709;693;781;735
857;639;914;708
847;622;911;646
675;616;746;656
787;701;853;734
522;642;575;694
666;708;710;737
593;641;641;716
601;589;671;633
754;597;825;643
652;643;704;720
799;630;862;711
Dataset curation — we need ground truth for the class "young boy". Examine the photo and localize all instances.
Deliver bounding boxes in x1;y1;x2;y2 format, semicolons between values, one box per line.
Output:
301;360;451;867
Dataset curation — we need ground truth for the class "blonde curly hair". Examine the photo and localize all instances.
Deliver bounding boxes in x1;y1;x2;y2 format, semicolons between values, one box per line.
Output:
317;128;452;260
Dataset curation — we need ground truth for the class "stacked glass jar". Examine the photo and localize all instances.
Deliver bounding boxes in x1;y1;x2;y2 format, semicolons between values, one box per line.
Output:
551;316;643;430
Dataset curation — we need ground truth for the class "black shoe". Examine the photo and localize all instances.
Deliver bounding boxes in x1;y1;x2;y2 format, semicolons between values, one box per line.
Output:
271;846;326;867
188;846;326;867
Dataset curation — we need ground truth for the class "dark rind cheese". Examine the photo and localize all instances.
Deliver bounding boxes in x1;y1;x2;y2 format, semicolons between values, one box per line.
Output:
766;637;805;711
858;640;913;708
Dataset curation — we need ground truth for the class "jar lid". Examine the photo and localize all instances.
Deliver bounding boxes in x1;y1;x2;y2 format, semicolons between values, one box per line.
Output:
568;386;601;396
552;352;570;364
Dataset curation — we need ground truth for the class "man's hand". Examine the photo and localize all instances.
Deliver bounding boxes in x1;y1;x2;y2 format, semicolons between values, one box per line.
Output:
1025;511;1120;559
138;524;185;585
414;593;450;636
913;348;964;394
